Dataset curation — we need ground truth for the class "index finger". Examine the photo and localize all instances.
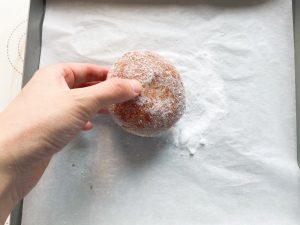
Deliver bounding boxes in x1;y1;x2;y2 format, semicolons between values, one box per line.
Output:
57;63;109;88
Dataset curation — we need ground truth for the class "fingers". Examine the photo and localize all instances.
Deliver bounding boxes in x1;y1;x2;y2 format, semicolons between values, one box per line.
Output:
72;78;142;113
90;78;142;106
57;63;109;88
82;121;93;131
98;108;109;114
74;81;101;88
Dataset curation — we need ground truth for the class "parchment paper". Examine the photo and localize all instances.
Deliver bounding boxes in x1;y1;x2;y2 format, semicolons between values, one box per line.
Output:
22;0;300;224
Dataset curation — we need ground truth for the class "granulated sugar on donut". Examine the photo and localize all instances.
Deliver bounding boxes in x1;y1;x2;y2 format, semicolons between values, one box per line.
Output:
108;51;186;137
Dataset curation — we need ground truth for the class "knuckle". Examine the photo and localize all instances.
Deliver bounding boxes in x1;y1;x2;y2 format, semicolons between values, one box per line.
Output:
35;65;64;78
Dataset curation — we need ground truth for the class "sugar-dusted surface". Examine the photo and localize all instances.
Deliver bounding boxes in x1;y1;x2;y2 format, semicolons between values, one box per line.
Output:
108;51;185;136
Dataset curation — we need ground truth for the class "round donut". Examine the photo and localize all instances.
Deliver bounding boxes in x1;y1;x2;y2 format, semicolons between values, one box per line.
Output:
108;51;185;137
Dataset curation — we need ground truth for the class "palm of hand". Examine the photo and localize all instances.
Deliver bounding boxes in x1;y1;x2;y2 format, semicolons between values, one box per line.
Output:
0;63;141;201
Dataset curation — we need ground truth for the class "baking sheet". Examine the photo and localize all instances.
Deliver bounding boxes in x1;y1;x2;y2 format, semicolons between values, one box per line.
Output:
22;0;300;224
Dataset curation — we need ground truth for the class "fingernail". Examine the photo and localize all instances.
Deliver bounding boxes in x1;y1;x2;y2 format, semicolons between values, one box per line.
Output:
130;80;142;93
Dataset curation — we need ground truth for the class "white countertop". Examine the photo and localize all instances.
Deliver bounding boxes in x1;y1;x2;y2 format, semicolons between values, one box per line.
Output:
0;0;30;224
0;0;30;111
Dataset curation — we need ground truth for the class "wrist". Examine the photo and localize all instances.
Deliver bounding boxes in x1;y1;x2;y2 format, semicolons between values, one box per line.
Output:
0;164;18;224
0;127;19;224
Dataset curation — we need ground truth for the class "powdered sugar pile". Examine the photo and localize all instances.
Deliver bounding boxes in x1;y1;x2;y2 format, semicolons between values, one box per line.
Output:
173;51;228;155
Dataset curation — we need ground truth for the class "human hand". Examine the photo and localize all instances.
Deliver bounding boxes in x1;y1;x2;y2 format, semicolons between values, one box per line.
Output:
0;63;142;223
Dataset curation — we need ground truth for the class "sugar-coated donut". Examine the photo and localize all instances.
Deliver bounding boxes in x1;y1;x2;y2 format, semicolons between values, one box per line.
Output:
108;51;185;137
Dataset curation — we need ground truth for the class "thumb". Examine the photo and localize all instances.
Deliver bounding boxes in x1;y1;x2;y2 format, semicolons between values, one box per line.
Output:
72;77;142;112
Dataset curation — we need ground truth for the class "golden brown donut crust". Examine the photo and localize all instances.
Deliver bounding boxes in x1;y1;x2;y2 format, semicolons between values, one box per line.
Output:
108;51;185;137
